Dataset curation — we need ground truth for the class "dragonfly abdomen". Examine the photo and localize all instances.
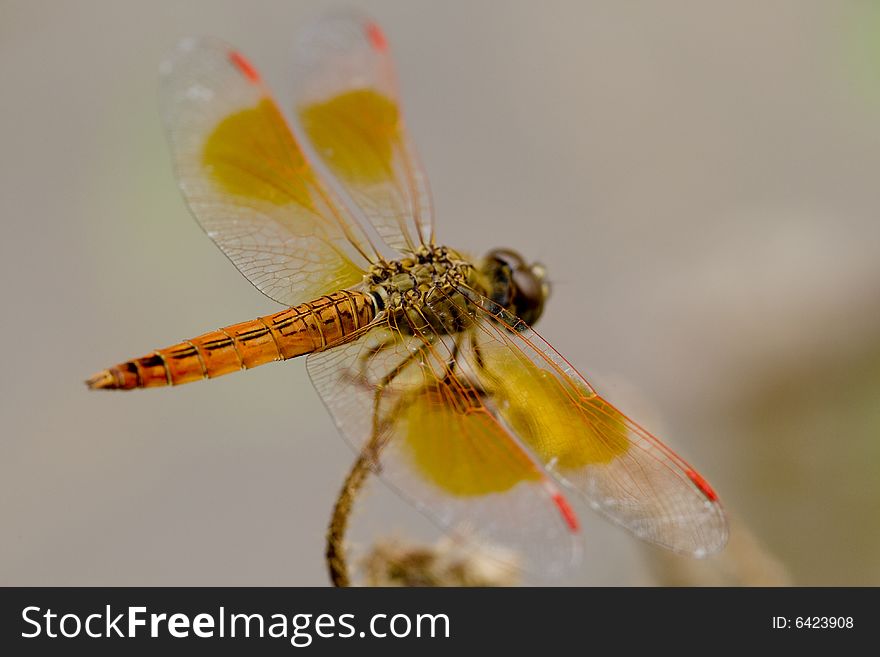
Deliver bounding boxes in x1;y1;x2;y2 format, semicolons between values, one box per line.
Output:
86;290;375;390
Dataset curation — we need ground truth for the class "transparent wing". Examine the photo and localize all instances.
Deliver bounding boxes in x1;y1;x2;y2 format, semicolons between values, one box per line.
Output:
293;12;434;253
307;314;580;580
453;284;729;557
159;37;377;306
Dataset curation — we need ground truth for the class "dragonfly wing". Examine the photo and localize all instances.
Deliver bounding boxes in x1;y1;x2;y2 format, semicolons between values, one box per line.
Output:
160;37;375;306
292;12;434;253
307;316;580;580
452;285;729;557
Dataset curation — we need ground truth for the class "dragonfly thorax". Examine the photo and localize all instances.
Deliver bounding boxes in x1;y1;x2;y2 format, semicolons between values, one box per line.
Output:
366;245;473;313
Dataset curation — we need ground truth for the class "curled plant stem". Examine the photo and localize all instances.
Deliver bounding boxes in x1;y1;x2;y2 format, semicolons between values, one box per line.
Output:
326;449;375;587
327;383;392;587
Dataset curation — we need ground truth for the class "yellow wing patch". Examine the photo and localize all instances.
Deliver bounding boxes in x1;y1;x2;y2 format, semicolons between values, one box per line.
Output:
201;97;365;295
299;89;400;184
203;99;314;207
401;339;629;498
481;344;629;470
403;380;542;496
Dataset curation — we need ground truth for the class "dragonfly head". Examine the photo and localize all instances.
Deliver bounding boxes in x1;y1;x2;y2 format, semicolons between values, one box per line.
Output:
483;248;550;326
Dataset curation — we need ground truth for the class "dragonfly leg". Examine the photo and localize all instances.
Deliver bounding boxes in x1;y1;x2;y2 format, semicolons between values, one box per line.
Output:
355;336;397;380
470;329;486;370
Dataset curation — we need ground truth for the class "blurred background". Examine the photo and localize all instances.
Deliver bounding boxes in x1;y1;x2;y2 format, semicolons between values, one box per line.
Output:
2;0;878;585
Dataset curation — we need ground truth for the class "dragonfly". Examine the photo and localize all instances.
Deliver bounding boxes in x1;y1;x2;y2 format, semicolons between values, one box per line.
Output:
87;12;728;583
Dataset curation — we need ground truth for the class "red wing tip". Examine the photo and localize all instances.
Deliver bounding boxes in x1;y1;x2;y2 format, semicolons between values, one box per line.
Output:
366;21;388;52
551;492;580;532
228;50;260;83
686;469;719;502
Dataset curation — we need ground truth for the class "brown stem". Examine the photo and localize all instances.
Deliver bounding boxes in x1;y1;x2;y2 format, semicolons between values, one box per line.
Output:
325;337;436;586
326;449;375;587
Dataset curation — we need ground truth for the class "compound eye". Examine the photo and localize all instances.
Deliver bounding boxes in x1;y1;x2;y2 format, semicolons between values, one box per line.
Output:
510;269;544;321
512;269;541;308
487;248;527;272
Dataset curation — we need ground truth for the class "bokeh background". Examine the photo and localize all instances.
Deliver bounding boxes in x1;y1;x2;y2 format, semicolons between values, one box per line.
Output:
2;0;879;585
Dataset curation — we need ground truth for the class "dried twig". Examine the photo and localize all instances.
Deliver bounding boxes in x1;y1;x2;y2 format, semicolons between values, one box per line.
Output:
361;536;520;587
325;450;375;587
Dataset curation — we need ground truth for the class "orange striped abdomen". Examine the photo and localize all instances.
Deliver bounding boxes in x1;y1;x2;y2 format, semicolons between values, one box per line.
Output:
87;290;375;390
